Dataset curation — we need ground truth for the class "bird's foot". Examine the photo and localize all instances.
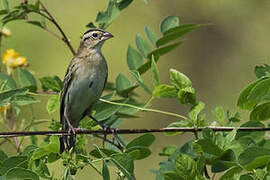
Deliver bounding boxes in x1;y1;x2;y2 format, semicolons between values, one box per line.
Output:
103;126;117;133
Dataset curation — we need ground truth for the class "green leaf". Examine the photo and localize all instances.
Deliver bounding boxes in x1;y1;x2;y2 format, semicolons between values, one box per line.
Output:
127;146;151;160
236;121;265;143
11;95;39;106
46;95;60;114
254;169;267;180
39;76;62;92
6;167;39;180
196;139;223;156
130;70;151;94
188;102;205;122
145;26;158;46
157;24;201;47
174;154;196;179
40;15;46;28
86;22;96;28
237;77;270;110
177;87;196;104
95;0;120;29
170;69;192;90
163;172;182;180
212;106;225;126
160;16;179;34
254;64;270;78
1;9;24;25
147;42;183;61
0;9;8;15
239;174;253;180
153;84;178;98
126;134;155;149
159;145;177;157
1;0;9;10
34;0;40;10
0;150;7;163
102;160;110;180
227;111;241;122
219;166;243;180
126;46;144;71
94;99;126;120
17;68;37;92
117;0;133;10
224;129;237;150
31;149;49;160
212;161;238;173
111;153;134;180
138;42;182;75
151;58;159;87
115;74;132;93
250;102;270;121
27;21;45;28
43;135;60;153
32;137;60;161
0;156;27;174
135;34;152;58
21;145;38;156
239;147;270;170
0;88;28;103
47;153;60;163
90;148;118;158
30;159;50;178
0;73;17;90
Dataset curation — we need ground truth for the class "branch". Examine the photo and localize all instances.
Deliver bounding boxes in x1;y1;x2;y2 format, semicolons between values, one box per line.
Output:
0;127;270;138
39;1;76;55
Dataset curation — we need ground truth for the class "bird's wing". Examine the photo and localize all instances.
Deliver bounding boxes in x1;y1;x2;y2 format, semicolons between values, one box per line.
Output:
101;63;108;92
60;59;77;124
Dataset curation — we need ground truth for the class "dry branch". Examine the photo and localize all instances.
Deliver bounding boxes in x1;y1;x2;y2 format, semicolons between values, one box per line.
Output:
0;127;269;138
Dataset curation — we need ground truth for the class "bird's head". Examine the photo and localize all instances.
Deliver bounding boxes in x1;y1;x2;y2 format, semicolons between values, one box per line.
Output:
80;28;113;51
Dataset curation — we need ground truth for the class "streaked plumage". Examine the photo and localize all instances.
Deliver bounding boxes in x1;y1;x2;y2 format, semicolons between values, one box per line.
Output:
60;29;113;153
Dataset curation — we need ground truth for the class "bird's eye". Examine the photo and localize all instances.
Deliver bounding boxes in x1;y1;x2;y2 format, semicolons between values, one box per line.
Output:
92;33;98;38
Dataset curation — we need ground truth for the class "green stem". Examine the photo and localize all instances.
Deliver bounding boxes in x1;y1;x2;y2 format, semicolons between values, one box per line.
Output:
29;92;188;120
91;157;111;163
144;96;154;108
99;98;188;120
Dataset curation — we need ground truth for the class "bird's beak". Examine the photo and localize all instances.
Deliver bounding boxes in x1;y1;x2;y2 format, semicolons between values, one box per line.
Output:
103;32;114;40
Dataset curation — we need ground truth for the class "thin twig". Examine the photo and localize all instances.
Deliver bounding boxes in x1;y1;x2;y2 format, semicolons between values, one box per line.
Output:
42;27;64;41
26;19;64;41
39;1;76;55
0;127;269;137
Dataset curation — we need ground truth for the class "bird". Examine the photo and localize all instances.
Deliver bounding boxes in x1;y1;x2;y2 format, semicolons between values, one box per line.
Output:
59;28;113;153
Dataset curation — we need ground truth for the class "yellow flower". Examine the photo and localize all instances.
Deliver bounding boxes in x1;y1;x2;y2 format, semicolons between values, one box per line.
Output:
2;49;28;75
1;27;11;37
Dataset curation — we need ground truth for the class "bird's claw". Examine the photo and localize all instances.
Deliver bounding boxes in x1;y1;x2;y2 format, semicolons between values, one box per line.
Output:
103;126;117;133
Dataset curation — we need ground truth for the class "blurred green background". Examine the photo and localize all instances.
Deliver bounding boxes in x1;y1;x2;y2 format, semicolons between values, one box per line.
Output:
2;0;270;179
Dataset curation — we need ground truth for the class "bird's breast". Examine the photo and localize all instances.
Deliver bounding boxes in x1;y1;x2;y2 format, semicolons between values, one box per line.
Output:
65;57;107;122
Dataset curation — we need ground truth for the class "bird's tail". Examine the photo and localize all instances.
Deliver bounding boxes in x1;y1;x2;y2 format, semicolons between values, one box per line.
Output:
60;119;76;153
